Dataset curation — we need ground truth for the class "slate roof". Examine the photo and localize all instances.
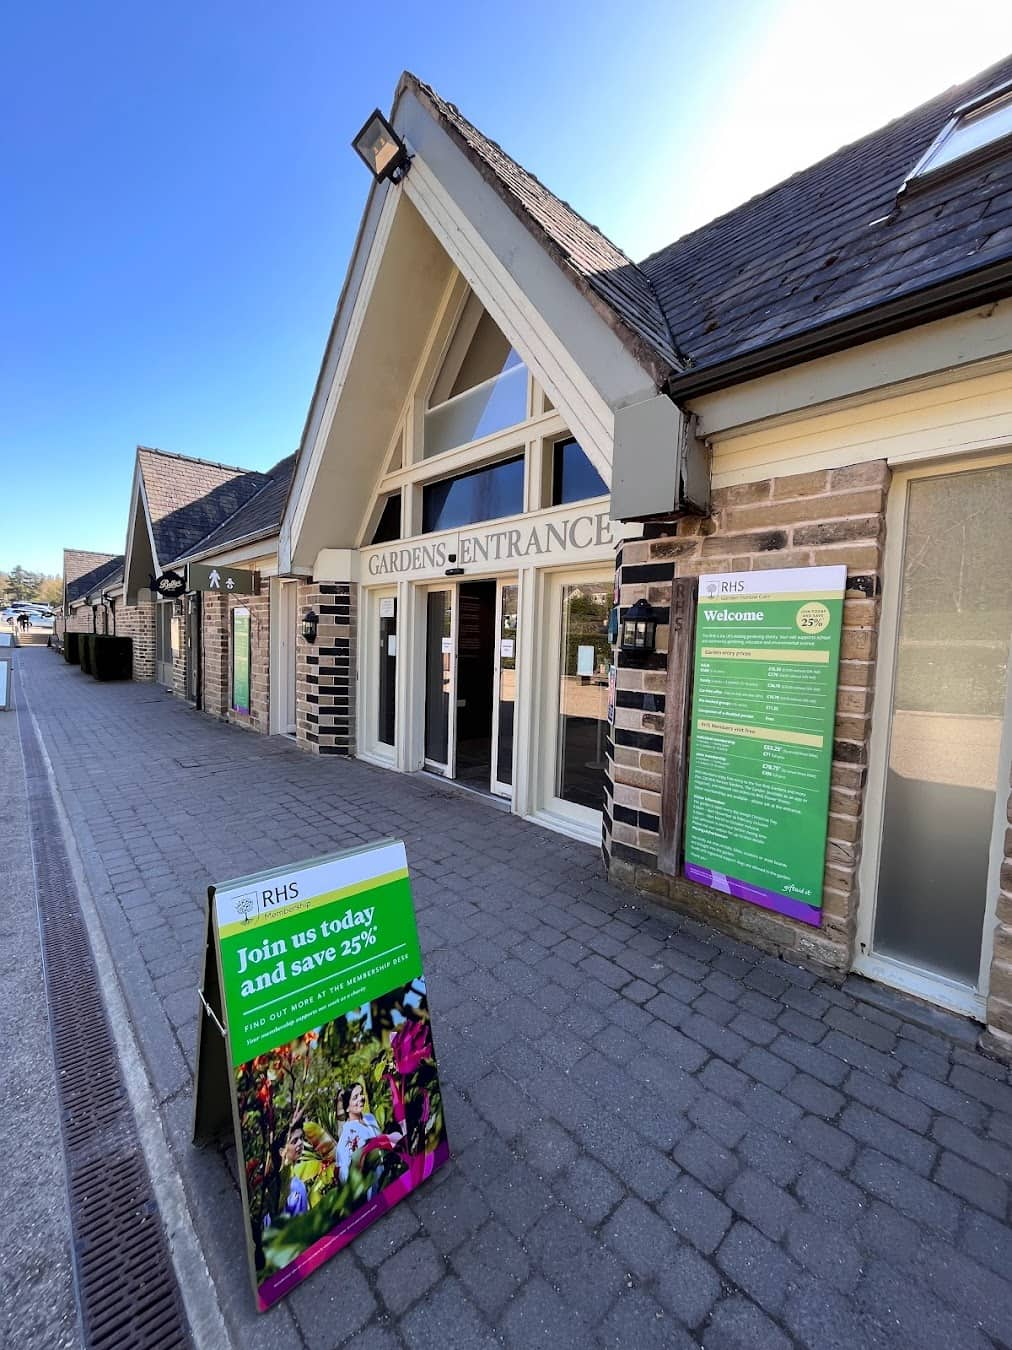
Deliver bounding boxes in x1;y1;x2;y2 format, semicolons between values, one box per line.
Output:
137;447;271;569
64;551;123;605
173;454;297;563
641;54;1012;389
405;75;683;380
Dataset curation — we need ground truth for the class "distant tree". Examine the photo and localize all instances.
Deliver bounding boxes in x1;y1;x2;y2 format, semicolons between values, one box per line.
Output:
6;565;41;602
36;576;63;606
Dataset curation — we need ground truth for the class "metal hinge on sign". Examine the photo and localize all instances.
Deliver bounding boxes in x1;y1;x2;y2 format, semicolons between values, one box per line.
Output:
197;989;226;1037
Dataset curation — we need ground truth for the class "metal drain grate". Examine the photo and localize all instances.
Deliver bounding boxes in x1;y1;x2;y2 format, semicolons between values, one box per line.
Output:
16;677;194;1350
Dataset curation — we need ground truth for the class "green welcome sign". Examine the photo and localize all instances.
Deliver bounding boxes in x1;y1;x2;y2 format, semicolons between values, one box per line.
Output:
683;565;846;926
232;607;250;714
193;840;449;1311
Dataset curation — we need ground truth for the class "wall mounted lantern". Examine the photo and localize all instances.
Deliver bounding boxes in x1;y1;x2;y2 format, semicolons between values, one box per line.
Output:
352;109;411;183
301;609;319;644
620;599;657;657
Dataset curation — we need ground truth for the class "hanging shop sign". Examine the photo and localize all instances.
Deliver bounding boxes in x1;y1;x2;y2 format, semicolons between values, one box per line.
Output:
682;565;847;926
232;607;251;714
193;839;450;1312
187;563;259;595
152;570;186;598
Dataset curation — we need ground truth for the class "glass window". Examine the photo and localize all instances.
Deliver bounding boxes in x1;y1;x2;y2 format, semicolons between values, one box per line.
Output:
371;493;401;544
911;84;1012;182
552;438;607;506
448;311;522;396
424;364;528;459
556;583;611;810
874;464;1012;985
422;456;524;534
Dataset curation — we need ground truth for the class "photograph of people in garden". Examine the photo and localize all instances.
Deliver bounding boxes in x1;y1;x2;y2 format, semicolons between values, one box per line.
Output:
235;976;446;1283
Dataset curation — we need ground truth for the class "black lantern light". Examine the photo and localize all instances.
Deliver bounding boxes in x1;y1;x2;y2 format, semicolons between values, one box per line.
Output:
352;109;411;183
301;609;319;644
620;599;657;657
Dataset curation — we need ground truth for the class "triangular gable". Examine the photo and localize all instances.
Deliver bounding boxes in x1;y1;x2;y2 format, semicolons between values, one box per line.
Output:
284;74;682;572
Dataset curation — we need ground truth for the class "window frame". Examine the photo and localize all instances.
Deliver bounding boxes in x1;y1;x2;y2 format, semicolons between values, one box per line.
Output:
902;79;1012;193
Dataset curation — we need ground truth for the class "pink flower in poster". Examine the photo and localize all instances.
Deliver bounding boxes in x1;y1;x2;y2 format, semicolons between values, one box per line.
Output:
384;1072;406;1124
390;1019;431;1076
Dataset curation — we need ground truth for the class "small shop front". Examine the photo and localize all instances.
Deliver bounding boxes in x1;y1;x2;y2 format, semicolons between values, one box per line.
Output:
356;501;616;843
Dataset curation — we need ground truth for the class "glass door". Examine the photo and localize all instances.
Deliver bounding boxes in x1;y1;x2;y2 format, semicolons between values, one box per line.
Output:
491;580;518;797
424;589;456;776
541;571;612;836
377;593;397;752
155;601;174;688
861;460;1012;1007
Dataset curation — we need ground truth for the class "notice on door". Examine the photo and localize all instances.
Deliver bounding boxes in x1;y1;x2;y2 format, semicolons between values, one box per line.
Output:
683;566;846;926
193;840;450;1311
232;608;250;714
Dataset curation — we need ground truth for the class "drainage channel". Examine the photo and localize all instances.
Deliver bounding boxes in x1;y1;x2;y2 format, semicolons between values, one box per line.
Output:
16;683;194;1350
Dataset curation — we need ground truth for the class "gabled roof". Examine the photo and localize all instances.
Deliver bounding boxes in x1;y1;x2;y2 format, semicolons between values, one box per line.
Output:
172;454;296;563
642;53;1012;390
405;75;683;379
137;446;271;570
64;551;123;604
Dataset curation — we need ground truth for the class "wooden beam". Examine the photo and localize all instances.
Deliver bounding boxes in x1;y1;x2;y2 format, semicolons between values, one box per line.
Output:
657;576;697;876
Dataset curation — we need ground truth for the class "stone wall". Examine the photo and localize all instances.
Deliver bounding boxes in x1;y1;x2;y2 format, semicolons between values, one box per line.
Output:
295;583;356;756
605;460;889;974
65;607;94;634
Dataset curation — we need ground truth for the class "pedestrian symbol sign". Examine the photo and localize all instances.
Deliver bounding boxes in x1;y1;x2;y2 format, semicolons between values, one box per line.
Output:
186;563;258;595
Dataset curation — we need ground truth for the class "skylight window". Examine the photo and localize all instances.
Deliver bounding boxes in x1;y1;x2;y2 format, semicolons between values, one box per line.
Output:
906;81;1012;188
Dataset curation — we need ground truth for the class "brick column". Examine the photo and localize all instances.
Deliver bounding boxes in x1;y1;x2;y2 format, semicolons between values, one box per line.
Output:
201;593;229;717
606;460;889;975
117;599;156;680
296;583;356;755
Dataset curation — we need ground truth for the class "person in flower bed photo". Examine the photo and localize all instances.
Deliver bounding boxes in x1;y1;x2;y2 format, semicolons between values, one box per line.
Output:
235;978;446;1284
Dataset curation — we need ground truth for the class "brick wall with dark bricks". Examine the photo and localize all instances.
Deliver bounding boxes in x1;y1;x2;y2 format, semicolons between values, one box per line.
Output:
114;598;156;681
296;582;356;757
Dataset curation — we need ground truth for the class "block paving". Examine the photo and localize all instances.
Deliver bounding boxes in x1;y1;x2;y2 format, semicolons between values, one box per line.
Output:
20;647;1012;1349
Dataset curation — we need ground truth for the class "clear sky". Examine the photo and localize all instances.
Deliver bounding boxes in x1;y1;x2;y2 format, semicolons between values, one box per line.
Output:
3;0;1009;575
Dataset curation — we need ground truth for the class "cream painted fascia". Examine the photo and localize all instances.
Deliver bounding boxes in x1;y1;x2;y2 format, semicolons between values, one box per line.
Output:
707;363;1012;487
171;538;279;573
693;300;1012;443
314;549;360;583
123;460;162;604
283;83;673;577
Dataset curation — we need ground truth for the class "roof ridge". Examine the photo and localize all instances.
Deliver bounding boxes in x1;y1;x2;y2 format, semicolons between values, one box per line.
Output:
639;56;1012;269
137;444;268;478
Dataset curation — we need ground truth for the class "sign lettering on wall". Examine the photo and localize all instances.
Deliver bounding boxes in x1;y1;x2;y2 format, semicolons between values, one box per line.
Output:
193;840;450;1311
682;566;847;926
232;607;251;714
364;508;614;580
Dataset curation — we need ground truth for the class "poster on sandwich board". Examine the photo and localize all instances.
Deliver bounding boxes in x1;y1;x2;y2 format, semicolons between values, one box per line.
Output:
193;839;450;1311
683;565;846;926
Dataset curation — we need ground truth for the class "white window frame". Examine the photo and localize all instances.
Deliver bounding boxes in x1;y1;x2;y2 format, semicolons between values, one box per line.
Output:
854;450;1012;1019
902;79;1012;192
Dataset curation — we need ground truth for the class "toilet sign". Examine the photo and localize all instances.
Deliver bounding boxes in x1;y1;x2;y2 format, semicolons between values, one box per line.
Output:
193;840;450;1312
186;563;258;595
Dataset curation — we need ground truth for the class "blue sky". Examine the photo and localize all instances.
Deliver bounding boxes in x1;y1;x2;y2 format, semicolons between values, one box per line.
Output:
3;1;1008;575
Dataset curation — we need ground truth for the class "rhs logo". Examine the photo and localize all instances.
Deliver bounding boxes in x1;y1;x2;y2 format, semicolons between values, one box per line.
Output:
234;892;258;923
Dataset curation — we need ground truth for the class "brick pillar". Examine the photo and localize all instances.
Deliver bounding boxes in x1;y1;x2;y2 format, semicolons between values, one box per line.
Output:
202;593;229;717
296;583;356;755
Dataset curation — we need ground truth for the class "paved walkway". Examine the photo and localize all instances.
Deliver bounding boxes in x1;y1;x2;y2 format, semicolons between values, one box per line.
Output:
19;647;1012;1349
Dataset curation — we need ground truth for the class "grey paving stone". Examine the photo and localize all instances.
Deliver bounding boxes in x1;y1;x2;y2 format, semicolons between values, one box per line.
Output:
838;1103;937;1174
860;1258;993;1350
401;1276;498;1349
959;1206;1012;1278
934;1149;1008;1217
599;1288;696;1349
715;1221;801;1316
784;1211;862;1291
783;1284;893;1350
653;1243;721;1328
658;1176;733;1255
374;1236;445;1316
674;1128;741;1193
932;1112;1012;1180
852;1149;961;1235
794;1160;866;1226
558;1155;623;1226
701;1295;792;1350
289;1254;378;1348
725;1169;798;1240
737;1125;802;1187
898;1066;986;1128
500;1276;590;1349
525;1208;625;1321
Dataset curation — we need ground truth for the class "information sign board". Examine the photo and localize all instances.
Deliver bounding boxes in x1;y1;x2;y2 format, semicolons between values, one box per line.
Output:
683;566;846;926
187;562;258;595
232;608;250;714
193;840;450;1311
